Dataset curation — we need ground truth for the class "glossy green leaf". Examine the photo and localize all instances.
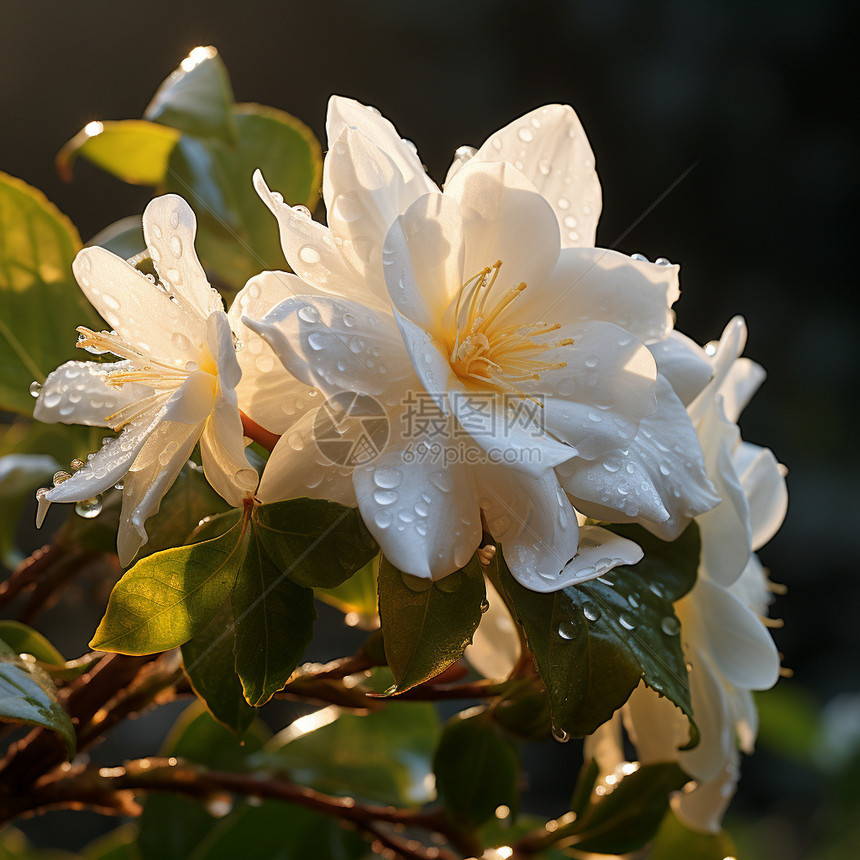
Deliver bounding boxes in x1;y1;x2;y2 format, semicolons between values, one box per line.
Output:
56;120;180;185
165;104;322;290
90;519;248;654
144;46;237;142
0;172;100;415
494;523;700;739
0;620;65;665
181;601;254;734
434;711;519;829
378;553;486;692
0;641;75;756
316;556;379;621
188;800;369;860
253;498;378;589
232;521;317;706
555;762;688;855
259;703;439;807
491;680;553;742
0;453;58;567
142;463;231;557
650;810;737;860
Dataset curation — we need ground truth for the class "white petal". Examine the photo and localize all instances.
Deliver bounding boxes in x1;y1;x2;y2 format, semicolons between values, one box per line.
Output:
464;580;521;681
254;170;372;302
324;126;429;299
624;682;690;763
353;441;482;580
677;652;732;782
450;389;576;478
207;310;241;390
382;192;465;341
464;104;601;247
444;160;560;292
257;407;357;506
199;386;258;507
34;360;150;427
736;443;787;551
325;96;437;199
117;420;201;566
648;331;713;406
536;322;658;460
393;309;460;415
720;357;765;424
673;753;739;834
729;554;772;619
695;579;780;691
229;271;319;434
142;194;223;320
72;246;205;363
523;247;678;343
583;714;624;777
244;295;414;400
478;465;579;591
561;523;643;585
696;402;752;585
559;376;719;535
41;407;160;510
162;370;216;425
689;316;747;424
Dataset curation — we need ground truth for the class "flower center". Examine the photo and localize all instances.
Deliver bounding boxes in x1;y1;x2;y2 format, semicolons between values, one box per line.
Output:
76;326;201;431
447;261;573;400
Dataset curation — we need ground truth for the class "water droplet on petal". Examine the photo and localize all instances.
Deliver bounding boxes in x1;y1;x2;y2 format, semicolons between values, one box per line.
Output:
655;257;671;266
517;127;534;143
29;381;42;397
76;496;102;519
114;480;124;490
374;467;402;490
299;245;321;265
631;253;649;263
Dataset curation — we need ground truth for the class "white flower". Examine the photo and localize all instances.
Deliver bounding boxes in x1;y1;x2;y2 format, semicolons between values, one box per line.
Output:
34;194;258;565
585;317;787;833
244;97;712;590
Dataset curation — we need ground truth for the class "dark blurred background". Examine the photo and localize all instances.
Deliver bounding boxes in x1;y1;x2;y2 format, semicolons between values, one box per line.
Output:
1;0;858;857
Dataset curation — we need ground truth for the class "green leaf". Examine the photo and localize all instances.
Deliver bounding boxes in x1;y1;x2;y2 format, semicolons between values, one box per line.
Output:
0;453;58;567
144;46;237;143
316;556;379;621
258;703;439;807
494;523;700;739
83;825;141;860
0;172;100;415
0;827;77;859
232;521;317;706
0;620;65;665
492;680;553;742
188;801;369;860
253;498;378;589
433;711;519;829
142;462;231;557
650;810;737;860
56;120;180;185
137;703;269;860
378;553;486;692
555;762;688;855
0;641;76;756
90;518;248;654
165;104;322;290
181;601;254;734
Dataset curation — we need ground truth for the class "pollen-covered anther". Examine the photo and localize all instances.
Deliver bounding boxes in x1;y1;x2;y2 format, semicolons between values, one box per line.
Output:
446;260;574;396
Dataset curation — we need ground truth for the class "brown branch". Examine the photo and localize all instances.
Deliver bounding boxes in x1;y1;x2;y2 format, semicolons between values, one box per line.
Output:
0;758;468;859
0;544;62;611
240;411;280;453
